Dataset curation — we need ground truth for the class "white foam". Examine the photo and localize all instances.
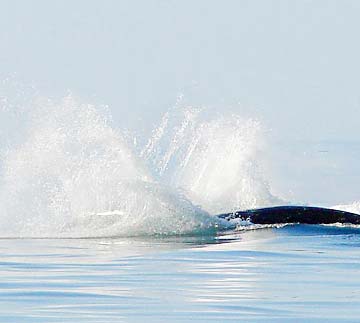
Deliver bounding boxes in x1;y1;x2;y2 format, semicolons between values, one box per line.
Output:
321;222;360;229
234;222;289;231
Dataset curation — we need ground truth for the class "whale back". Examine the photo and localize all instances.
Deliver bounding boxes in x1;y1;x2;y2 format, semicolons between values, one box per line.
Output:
217;206;360;225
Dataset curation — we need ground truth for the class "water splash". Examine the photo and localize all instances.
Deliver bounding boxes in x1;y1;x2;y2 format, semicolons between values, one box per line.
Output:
0;96;223;237
142;106;279;214
0;92;279;237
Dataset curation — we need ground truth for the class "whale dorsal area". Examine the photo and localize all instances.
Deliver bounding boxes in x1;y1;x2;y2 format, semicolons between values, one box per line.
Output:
217;206;360;225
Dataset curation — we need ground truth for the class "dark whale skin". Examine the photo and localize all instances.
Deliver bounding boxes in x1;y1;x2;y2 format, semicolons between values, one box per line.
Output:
217;205;360;225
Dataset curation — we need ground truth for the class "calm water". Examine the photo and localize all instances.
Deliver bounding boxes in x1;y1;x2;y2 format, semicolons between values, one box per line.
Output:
1;225;359;322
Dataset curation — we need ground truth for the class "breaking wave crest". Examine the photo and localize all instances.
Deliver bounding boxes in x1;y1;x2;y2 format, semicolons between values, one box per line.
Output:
0;94;277;237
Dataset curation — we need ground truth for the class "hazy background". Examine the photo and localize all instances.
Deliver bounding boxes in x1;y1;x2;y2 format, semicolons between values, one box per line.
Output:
1;0;360;204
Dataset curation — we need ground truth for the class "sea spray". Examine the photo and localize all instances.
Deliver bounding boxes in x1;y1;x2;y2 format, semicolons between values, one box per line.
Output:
0;93;277;237
142;106;279;214
0;96;220;237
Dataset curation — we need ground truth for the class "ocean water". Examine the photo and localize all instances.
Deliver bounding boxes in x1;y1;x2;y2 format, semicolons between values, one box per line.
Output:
1;225;360;322
0;93;359;321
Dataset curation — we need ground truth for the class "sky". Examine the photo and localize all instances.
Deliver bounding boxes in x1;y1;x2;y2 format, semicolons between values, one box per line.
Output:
1;0;360;141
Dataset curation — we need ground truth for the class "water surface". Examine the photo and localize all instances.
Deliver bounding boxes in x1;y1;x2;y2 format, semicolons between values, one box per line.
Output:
1;225;359;322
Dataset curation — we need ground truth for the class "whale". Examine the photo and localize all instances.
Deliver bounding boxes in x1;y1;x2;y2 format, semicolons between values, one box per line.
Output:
217;205;360;225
